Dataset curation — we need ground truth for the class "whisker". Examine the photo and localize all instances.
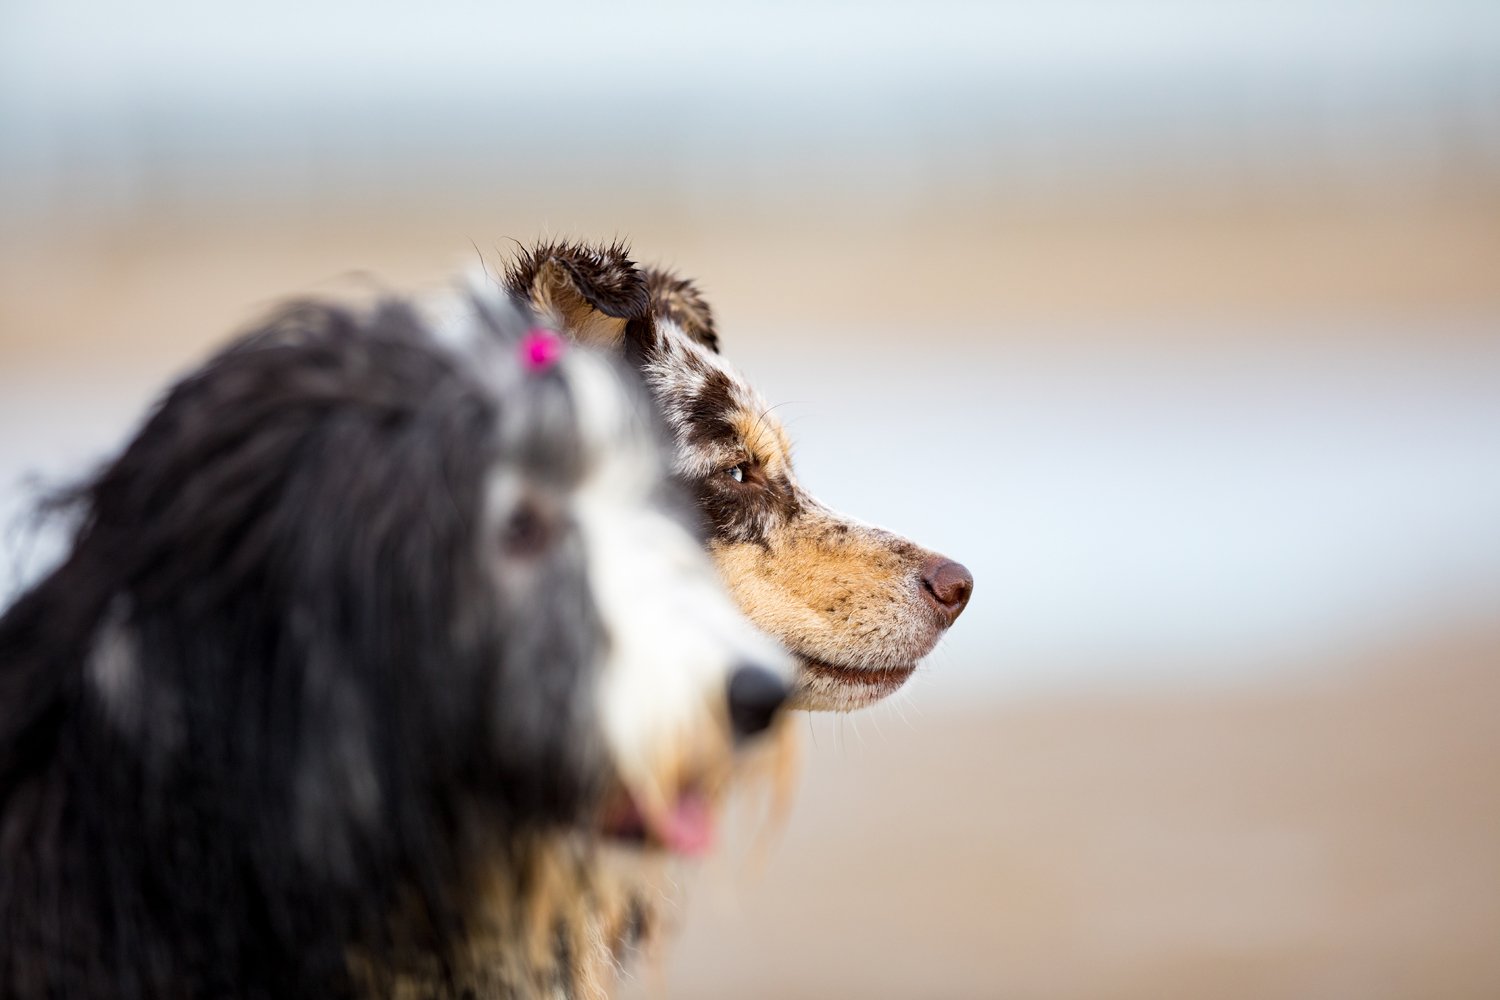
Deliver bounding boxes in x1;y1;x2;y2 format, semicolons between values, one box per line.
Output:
745;400;801;460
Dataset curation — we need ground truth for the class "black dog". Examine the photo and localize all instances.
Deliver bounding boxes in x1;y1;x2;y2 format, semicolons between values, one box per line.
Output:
0;284;790;999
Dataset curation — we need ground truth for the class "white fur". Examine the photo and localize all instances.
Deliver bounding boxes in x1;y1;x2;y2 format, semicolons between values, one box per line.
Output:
563;352;792;777
87;598;140;730
422;286;790;776
416;269;511;357
640;319;750;481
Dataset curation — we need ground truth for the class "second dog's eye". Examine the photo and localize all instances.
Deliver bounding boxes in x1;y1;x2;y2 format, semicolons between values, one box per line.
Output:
502;501;554;557
725;461;760;485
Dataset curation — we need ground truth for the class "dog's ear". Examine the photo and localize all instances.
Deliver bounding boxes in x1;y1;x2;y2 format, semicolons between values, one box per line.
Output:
642;267;719;353
506;240;650;349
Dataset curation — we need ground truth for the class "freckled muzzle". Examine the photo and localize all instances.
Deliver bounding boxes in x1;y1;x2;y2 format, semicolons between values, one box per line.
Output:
710;510;974;713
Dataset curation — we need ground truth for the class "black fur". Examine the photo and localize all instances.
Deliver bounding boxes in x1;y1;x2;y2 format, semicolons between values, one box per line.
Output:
0;296;612;999
641;267;717;353
504;242;718;355
507;240;649;323
688;465;802;550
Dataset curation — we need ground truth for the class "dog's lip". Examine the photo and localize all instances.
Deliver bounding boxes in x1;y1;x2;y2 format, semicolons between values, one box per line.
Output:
797;657;917;689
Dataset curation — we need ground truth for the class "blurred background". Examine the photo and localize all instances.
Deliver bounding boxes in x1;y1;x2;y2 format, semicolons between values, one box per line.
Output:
3;2;1499;997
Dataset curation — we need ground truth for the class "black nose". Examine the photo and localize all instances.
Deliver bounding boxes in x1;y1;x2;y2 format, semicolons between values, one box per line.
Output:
727;665;789;740
920;556;974;626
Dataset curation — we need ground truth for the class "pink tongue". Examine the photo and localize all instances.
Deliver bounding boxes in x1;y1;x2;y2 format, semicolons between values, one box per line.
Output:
657;793;715;856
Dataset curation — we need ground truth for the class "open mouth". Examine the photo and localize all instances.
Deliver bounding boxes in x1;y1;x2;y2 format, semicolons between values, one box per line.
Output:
597;786;716;857
798;657;917;697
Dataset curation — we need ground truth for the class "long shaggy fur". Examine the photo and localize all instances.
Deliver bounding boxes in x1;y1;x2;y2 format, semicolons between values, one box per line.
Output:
0;284;786;999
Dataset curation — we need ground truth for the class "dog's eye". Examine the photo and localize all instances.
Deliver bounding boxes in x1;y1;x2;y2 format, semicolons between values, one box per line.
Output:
502;502;554;557
727;464;747;484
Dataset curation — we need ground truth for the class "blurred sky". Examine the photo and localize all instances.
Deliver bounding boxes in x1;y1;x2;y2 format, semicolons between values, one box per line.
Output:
3;0;1499;213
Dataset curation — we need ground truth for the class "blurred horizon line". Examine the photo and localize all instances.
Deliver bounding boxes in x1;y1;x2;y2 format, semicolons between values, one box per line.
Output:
4;0;1498;220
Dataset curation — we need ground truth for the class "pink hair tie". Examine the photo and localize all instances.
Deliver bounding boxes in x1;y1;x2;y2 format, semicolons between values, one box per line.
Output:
519;328;565;373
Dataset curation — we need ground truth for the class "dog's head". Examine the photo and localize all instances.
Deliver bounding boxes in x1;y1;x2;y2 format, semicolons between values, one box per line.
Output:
414;288;795;850
27;283;790;988
506;241;973;712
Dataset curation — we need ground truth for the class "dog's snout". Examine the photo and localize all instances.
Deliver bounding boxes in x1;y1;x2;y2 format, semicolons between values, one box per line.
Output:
726;665;789;740
920;557;973;626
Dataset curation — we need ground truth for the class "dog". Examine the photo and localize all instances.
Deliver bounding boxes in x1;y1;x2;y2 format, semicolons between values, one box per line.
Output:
0;281;792;999
504;241;974;712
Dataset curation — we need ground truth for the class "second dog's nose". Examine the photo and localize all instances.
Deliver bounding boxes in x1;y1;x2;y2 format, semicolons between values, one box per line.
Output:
920;557;974;625
727;665;789;740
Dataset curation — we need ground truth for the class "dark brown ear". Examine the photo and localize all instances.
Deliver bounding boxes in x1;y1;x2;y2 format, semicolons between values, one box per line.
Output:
642;266;719;353
505;240;650;348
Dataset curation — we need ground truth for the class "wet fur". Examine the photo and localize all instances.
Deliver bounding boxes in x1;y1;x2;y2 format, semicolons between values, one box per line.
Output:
0;290;754;999
506;241;964;711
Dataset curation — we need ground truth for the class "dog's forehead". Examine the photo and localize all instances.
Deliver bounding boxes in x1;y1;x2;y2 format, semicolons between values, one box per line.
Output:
413;285;589;479
645;320;791;475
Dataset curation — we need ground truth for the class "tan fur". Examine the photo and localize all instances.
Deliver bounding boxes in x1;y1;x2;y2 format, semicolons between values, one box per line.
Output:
710;507;936;711
352;691;800;997
354;839;657;999
529;261;629;349
711;392;943;711
356;719;801;999
728;407;794;476
504;242;970;714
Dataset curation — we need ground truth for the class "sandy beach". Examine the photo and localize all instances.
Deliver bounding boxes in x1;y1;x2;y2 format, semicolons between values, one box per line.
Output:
622;629;1500;999
4;182;1500;366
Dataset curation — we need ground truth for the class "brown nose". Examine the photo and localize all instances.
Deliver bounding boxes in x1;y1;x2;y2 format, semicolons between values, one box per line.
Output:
920;557;973;625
